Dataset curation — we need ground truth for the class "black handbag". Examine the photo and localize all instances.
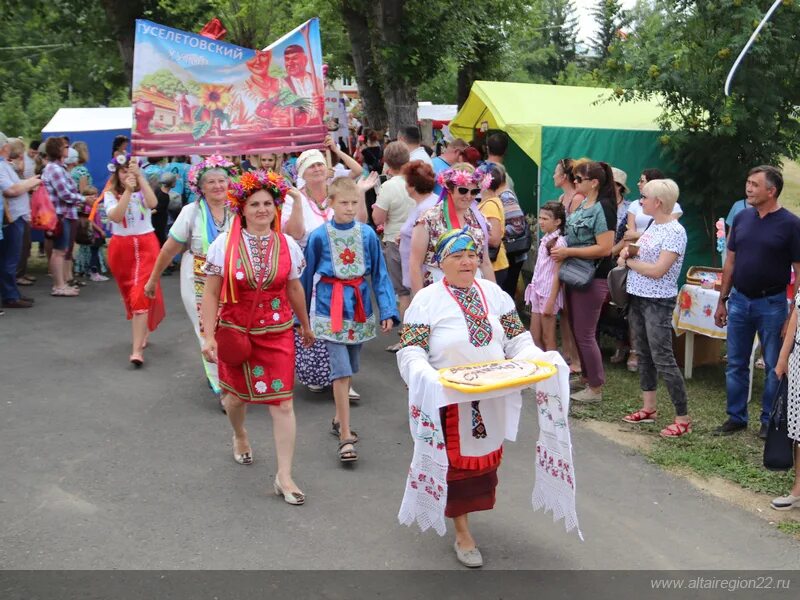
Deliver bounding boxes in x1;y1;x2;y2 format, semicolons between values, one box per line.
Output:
763;376;795;471
559;257;596;289
607;265;629;309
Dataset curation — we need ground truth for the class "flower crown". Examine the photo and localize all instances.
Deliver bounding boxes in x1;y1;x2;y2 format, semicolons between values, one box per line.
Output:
227;169;290;214
436;167;492;191
107;154;140;173
187;155;238;194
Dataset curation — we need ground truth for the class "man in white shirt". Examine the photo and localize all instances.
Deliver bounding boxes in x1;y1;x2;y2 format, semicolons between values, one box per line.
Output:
372;141;414;336
398;126;432;166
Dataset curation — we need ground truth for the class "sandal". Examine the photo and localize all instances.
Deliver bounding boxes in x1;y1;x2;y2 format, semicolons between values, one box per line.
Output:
330;420;357;440
51;286;79;297
660;420;692;438
129;354;144;368
622;408;657;424
338;437;358;463
16;277;34;286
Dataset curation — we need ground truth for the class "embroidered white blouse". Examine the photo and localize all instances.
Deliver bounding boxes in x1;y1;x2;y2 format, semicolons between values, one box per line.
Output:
103;190;154;236
396;279;581;539
203;230;305;281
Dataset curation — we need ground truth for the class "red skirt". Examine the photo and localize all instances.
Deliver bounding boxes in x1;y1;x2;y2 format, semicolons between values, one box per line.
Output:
440;406;500;518
107;233;165;332
218;326;295;404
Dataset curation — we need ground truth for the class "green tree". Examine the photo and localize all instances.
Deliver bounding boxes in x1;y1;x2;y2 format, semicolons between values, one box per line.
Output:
0;92;29;136
589;0;628;62
506;0;589;84
605;0;800;225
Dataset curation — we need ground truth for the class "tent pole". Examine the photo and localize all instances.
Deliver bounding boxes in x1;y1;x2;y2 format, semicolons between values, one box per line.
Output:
535;160;541;245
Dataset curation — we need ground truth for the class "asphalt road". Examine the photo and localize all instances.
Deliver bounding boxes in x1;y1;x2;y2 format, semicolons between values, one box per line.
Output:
1;273;799;570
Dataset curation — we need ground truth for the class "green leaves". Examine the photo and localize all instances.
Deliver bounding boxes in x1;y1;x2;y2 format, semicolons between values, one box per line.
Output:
192;119;212;140
605;0;800;219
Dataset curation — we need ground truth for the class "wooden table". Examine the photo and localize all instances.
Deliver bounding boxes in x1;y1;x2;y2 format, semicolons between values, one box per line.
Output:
672;284;727;379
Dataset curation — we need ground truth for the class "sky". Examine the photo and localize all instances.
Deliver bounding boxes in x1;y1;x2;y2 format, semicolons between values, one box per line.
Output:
573;0;638;43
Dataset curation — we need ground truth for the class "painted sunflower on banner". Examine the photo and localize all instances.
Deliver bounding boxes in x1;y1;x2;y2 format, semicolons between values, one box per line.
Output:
193;84;234;139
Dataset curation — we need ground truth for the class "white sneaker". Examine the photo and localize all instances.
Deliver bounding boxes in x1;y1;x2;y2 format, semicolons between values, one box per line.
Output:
307;384;326;393
348;386;361;401
90;272;110;282
771;493;800;511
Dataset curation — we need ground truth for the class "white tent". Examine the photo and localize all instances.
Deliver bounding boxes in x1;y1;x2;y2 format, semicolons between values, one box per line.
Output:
42;107;133;133
417;103;458;123
42;107;133;186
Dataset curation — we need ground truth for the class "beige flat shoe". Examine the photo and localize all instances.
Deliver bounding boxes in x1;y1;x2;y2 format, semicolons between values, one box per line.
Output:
454;541;483;568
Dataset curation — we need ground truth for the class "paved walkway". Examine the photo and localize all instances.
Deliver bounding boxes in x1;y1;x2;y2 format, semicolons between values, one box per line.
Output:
1;274;798;569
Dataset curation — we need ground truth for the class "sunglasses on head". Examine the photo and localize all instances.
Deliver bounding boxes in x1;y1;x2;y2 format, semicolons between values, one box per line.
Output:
456;187;481;196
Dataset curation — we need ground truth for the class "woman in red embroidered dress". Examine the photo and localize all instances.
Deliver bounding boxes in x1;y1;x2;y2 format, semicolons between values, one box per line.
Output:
201;170;314;505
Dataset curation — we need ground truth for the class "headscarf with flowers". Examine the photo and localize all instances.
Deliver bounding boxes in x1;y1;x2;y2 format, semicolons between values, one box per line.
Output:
187;155;238;255
221;169;290;304
435;166;493;229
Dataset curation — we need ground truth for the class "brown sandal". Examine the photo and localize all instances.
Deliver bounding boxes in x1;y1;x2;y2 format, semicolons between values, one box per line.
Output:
338;438;358;463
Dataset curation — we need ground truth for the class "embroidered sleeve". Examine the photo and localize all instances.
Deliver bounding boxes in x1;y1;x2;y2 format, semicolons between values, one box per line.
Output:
399;323;431;353
202;263;222;276
201;233;226;276
500;310;526;340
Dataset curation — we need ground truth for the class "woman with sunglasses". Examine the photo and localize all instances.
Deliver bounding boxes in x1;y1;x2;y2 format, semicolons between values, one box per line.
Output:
408;163;495;295
550;161;617;403
552;157;585;375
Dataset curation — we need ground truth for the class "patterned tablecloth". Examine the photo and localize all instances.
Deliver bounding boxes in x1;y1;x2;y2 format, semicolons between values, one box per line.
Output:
672;284;727;340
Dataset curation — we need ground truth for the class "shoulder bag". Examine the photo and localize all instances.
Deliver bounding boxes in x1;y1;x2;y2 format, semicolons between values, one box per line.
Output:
764;375;795;471
559;257;596;289
215;242;268;366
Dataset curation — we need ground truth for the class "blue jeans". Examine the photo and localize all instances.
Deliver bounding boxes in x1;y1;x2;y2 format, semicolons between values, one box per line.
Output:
0;217;25;302
725;289;787;425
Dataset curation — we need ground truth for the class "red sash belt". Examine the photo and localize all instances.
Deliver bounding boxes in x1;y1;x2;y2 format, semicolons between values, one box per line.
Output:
320;275;366;332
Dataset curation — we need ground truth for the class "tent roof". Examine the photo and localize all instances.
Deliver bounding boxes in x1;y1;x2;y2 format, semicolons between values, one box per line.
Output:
417;103;457;122
449;81;664;164
42;107;132;133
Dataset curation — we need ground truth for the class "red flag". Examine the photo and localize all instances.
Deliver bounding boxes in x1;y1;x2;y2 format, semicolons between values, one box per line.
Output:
200;18;227;40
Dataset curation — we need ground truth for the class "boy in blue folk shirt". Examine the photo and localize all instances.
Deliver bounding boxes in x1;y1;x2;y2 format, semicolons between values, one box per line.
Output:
303;177;399;463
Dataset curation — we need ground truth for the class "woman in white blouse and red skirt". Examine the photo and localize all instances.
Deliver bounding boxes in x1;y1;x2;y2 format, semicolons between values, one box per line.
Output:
104;155;165;367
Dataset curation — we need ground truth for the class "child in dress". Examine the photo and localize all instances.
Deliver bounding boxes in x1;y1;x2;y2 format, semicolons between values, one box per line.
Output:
302;177;399;463
525;201;567;350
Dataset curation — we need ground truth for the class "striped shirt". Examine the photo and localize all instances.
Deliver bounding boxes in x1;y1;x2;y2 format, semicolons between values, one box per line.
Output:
530;231;566;301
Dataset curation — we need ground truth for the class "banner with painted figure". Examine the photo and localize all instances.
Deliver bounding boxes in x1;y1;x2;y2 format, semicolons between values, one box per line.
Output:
131;19;325;157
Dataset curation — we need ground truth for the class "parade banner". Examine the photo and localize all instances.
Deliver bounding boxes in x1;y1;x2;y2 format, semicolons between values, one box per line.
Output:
131;19;325;157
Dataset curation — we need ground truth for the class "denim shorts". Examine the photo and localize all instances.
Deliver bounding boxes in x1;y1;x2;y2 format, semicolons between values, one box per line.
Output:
52;217;74;252
325;341;362;380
